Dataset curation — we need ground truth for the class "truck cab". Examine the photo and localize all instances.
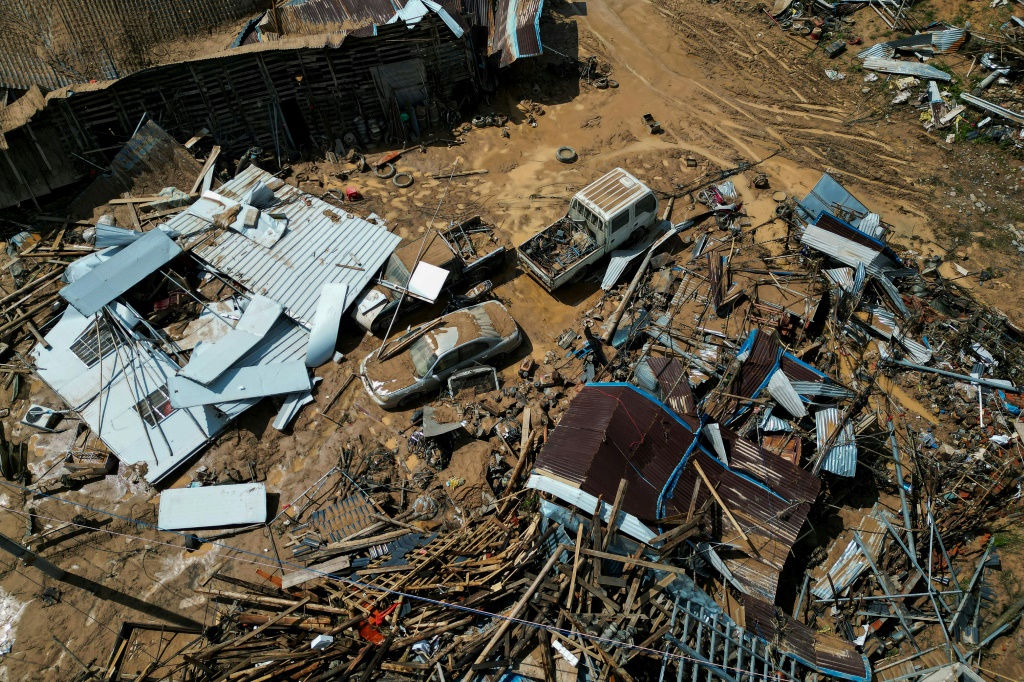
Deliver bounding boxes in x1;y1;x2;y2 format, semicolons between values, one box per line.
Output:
518;168;659;292
569;168;658;249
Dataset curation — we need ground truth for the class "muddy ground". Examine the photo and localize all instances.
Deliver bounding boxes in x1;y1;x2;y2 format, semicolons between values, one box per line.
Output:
1;0;1024;679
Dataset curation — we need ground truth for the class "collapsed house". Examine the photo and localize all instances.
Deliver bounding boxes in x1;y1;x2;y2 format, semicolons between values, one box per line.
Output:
33;164;400;484
0;0;549;209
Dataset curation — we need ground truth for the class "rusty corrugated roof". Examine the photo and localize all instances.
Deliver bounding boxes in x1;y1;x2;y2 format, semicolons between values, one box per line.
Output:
744;595;869;681
735;328;782;399
666;448;810;599
646;357;695;415
715;422;819;504
533;383;698;523
489;0;545;67
780;353;826;384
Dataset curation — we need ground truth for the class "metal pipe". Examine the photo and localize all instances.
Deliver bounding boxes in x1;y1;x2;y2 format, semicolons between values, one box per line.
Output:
889;421;916;559
887;359;1019;393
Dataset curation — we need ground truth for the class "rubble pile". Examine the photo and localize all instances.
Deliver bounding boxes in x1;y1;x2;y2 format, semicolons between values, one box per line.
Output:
4;113;1024;682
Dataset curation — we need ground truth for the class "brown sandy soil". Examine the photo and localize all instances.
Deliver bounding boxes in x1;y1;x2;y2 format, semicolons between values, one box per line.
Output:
3;0;1024;678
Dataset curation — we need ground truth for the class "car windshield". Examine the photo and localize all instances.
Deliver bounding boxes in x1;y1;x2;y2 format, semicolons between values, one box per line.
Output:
409;336;437;378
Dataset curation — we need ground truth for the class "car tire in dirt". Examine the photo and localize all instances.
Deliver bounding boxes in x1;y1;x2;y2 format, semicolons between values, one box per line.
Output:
556;146;577;164
398;391;425;408
374;163;397;179
393;172;414;188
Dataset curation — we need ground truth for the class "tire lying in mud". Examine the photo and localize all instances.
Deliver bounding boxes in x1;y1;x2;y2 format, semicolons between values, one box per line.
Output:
556;146;578;163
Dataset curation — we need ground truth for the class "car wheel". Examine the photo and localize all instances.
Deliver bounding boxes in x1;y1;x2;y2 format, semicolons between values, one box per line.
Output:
568;265;590;284
397;391;425;409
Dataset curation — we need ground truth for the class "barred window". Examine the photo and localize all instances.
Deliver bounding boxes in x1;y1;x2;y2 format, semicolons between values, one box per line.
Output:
70;319;117;367
135;385;174;427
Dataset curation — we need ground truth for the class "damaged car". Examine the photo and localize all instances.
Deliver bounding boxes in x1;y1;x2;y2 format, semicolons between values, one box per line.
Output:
360;301;522;408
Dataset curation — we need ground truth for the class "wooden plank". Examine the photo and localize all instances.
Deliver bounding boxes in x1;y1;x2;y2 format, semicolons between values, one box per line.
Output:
282;555;353;589
602;479;629;551
692;460;760;557
578;549;689;575
566;524;584;612
190;145;221;194
108;196;166;205
198;597;310;660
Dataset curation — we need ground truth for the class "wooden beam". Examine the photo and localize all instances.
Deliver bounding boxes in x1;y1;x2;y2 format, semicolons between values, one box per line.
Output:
194;588;349;615
199;597;310;660
602;478;629;551
692;461;760;557
465;545;568;679
190;145;221;195
578;549;689;575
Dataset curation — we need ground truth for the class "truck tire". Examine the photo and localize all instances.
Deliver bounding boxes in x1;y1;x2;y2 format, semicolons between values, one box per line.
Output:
568;264;590;284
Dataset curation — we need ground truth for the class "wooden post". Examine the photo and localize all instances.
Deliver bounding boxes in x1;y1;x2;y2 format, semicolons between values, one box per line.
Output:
603;478;629;551
692;461;760;557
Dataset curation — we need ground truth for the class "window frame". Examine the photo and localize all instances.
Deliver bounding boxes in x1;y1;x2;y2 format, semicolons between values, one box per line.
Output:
634;193;657;217
610;210;631;233
70;319;118;367
135;385;174;427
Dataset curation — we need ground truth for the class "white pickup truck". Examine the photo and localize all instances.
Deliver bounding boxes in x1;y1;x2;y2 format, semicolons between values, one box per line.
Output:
517;168;659;292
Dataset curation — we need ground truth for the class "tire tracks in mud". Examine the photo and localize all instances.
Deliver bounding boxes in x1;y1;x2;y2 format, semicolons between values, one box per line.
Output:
575;0;933;205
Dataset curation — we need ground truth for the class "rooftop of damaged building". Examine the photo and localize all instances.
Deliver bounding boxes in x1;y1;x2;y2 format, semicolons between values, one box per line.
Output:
32;162;401;484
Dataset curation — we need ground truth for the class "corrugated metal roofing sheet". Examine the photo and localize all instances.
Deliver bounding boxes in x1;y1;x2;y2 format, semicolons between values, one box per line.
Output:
857;43;896;60
824;267;855;291
601;222;671;290
60;229;183;317
735;329;782;399
170;166;401;328
801;224;897;277
531;383;697;522
811;504;893;599
744;595;870;681
668;449;808;600
782;353;827;383
767;369;807;418
715;422;820;504
790;381;855;398
859;212;884;239
960;92;1024;126
797;173;870;227
489;0;545;67
760;408;792;432
863;57;952;81
816;407;858;477
530;478;657;542
646;357;695;415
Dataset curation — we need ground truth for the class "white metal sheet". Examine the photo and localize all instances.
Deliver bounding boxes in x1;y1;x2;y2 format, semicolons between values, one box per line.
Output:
158;482;267;530
767;369;808;418
406;262;449;303
60;229;183;316
305;283;348;367
169;362;311;408
179;295;283;384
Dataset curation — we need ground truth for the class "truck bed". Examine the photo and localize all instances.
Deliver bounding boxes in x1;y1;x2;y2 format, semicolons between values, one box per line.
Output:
518;217;598;282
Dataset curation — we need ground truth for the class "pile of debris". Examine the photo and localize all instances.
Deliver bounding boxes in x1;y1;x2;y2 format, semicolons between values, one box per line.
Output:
7;114;1024;682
